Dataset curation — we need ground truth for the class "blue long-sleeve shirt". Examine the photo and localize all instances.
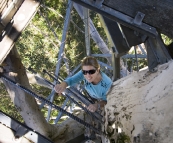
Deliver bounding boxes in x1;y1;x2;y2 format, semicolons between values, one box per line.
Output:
64;70;112;101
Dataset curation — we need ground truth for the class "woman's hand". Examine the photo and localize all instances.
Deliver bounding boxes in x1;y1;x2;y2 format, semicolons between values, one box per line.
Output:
87;100;107;112
54;81;68;93
87;103;98;112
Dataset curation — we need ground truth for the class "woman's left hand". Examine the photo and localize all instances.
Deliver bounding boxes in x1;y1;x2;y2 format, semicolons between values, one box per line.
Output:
87;104;97;112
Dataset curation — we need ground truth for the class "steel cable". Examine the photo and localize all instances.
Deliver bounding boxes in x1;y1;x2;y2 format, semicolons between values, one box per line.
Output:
0;74;103;134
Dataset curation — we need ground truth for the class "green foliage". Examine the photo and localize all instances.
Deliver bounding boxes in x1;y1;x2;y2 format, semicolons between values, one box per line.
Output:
116;132;130;143
1;0;110;124
16;1;72;73
161;34;173;45
0;83;23;122
16;0;107;75
30;84;67;124
109;132;130;143
126;58;147;72
11;0;88;123
127;49;147;72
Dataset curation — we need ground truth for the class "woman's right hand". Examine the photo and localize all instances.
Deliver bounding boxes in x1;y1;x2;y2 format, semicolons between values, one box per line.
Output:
87;103;98;112
54;81;68;93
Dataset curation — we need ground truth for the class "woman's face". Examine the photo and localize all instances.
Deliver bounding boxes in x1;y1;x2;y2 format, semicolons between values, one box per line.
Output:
82;65;99;83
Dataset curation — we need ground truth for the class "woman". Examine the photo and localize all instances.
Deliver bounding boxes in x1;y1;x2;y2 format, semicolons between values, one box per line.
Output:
54;56;112;112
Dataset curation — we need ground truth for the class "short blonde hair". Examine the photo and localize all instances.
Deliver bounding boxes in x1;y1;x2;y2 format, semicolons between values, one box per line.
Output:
81;56;100;70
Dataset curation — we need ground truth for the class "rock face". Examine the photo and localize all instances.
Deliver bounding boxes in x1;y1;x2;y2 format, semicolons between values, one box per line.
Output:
105;61;173;143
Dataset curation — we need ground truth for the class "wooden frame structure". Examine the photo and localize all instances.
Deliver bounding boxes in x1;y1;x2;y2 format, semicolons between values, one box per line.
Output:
0;0;173;142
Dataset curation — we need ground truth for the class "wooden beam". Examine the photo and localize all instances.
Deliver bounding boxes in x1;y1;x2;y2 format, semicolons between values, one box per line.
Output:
72;0;158;37
0;0;41;65
0;0;24;28
104;0;173;39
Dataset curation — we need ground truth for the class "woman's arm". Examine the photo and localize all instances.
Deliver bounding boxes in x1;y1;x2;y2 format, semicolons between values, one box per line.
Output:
54;70;84;93
54;81;68;93
64;70;84;86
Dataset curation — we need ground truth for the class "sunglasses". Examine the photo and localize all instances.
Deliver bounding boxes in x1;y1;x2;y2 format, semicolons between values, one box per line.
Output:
82;69;96;75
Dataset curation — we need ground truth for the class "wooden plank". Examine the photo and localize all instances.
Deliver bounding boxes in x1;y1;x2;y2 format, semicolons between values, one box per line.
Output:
0;0;10;13
0;0;24;35
0;0;24;26
103;0;173;38
0;110;54;143
0;0;13;16
0;0;41;65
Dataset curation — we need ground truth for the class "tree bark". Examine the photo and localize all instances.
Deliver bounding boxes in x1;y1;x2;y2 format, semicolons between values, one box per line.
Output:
27;72;53;89
1;46;89;142
1;47;56;138
105;61;173;143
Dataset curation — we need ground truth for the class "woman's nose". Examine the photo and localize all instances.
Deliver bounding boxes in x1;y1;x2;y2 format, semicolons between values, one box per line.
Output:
85;73;91;76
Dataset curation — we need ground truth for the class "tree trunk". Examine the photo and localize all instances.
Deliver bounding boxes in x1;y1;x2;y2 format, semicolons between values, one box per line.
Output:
27;72;53;89
2;47;55;138
105;61;173;143
1;46;89;142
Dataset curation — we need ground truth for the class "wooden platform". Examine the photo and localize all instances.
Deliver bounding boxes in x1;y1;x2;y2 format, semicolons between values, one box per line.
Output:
103;0;173;39
0;0;24;34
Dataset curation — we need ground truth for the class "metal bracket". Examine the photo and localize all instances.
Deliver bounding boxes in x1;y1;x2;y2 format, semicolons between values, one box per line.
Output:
73;0;158;37
133;12;145;26
0;20;14;41
15;125;28;138
94;0;104;8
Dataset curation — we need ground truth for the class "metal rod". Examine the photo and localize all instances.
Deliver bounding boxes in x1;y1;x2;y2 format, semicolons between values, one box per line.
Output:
83;7;91;56
47;0;73;122
134;46;139;71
